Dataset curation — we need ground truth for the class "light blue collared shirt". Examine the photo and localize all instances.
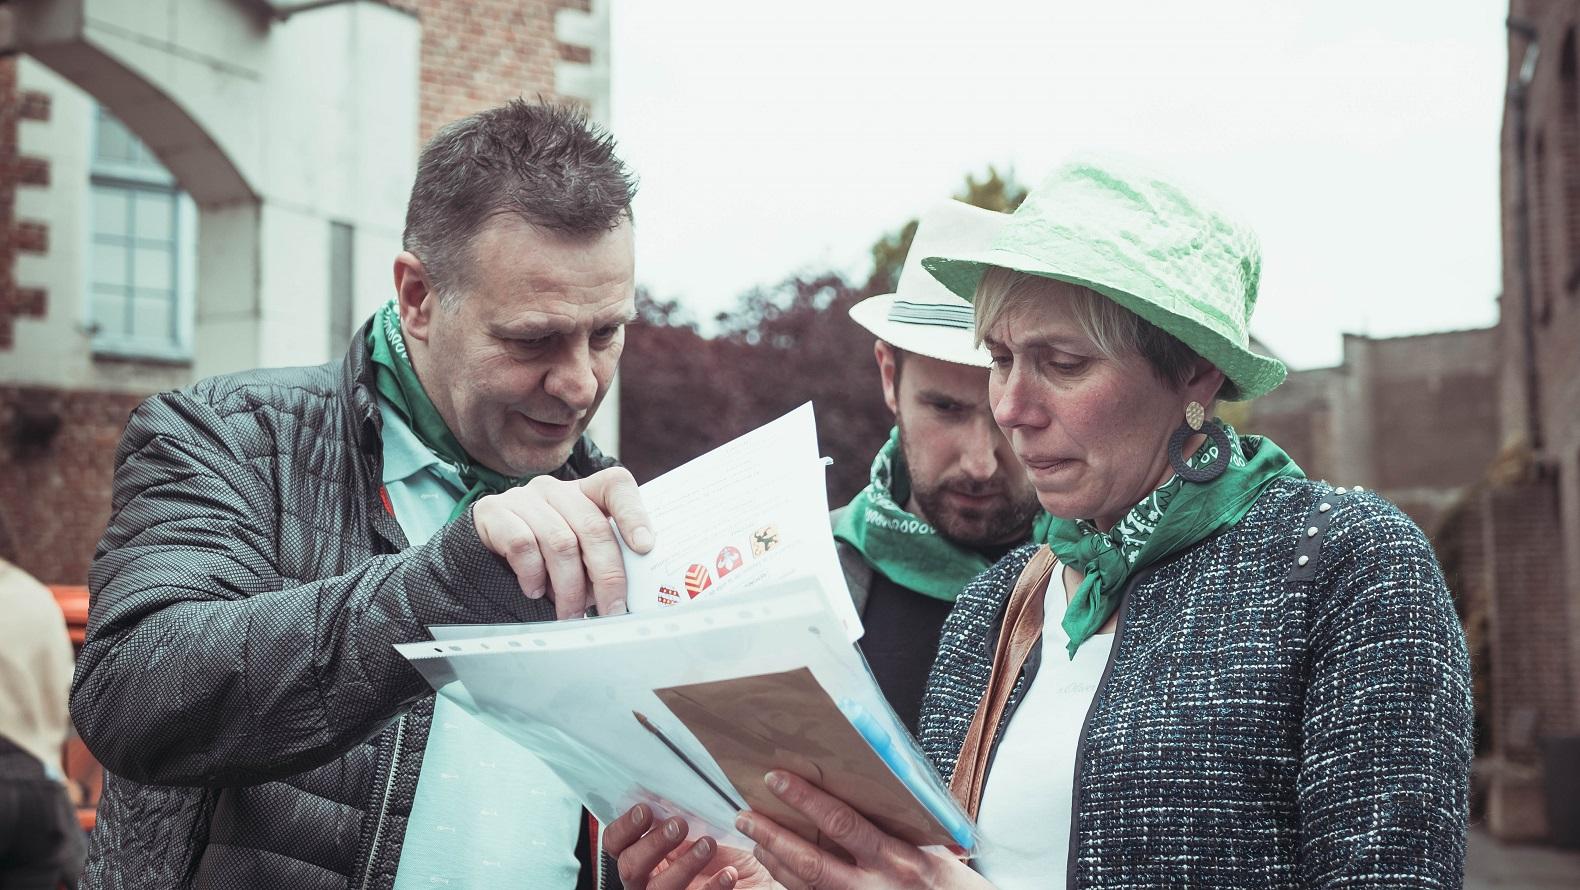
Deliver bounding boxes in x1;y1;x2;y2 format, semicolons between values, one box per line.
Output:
381;400;582;889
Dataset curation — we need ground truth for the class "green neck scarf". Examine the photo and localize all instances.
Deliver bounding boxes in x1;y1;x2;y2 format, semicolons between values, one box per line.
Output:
1033;423;1304;657
833;428;1013;602
367;301;531;519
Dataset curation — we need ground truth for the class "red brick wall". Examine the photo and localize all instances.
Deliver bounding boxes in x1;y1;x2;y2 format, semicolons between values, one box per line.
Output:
1484;478;1579;750
1437;494;1492;755
411;0;595;142
1504;1;1580;456
1502;3;1580;791
1439;468;1578;838
0;57;52;350
0;386;145;585
1244;329;1501;531
1243;367;1336;479
1372;370;1503;492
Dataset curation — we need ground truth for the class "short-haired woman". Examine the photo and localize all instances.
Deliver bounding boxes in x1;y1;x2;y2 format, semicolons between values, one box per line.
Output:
604;159;1473;890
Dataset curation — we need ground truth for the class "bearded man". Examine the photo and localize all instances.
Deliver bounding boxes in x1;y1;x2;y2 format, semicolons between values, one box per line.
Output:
834;201;1042;733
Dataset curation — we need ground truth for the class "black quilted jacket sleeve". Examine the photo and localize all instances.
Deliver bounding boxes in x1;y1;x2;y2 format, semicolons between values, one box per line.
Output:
71;388;549;789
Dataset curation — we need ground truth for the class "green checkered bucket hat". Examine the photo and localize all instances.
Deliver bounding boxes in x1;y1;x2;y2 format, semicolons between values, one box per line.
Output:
922;158;1286;401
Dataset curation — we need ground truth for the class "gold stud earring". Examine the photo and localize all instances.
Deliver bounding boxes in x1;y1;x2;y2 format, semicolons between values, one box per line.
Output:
1184;401;1205;432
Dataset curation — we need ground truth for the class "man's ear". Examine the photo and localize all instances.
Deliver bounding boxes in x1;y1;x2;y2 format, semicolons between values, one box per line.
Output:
874;340;900;415
393;252;438;344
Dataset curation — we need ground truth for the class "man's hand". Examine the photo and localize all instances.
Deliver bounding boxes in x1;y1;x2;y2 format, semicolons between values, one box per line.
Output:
473;467;653;620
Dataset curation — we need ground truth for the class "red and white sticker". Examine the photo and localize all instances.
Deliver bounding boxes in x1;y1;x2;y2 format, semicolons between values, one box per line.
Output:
684;564;713;599
715;546;744;578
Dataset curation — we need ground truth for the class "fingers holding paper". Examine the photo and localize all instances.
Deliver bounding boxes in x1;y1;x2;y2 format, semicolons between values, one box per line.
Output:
736;772;994;890
603;805;771;890
472;467;652;618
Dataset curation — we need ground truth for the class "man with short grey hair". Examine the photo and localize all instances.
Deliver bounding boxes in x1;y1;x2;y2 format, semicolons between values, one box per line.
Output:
72;100;649;889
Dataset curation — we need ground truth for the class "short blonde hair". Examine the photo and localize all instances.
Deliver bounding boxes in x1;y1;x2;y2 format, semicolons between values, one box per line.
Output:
973;268;1206;393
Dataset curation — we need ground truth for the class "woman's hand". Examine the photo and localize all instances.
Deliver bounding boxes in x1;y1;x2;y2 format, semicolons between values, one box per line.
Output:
735;771;994;890
603;803;777;890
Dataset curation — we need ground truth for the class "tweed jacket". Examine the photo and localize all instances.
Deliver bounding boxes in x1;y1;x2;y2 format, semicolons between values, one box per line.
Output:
71;319;615;890
919;477;1472;888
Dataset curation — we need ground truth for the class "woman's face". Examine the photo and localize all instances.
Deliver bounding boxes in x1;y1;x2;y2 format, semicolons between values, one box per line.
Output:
984;284;1218;530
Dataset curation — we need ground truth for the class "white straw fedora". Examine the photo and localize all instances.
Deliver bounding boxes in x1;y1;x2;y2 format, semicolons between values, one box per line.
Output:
848;200;1008;368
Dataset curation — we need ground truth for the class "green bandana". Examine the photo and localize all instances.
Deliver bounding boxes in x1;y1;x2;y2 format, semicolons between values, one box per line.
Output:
367;301;531;520
833;428;1003;603
1033;424;1304;656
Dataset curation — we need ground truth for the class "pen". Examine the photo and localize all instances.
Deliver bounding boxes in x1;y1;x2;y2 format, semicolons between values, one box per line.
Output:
633;710;745;813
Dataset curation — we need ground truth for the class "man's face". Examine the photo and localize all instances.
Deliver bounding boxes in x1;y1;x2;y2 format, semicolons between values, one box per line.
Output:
399;214;636;476
876;342;1041;548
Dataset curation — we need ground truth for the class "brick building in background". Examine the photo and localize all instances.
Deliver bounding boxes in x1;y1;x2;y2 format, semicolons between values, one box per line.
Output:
1249;328;1503;532
1247;0;1580;845
0;0;611;586
1476;0;1580;843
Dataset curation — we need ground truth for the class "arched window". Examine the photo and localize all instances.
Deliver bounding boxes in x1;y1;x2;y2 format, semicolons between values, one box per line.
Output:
88;106;195;359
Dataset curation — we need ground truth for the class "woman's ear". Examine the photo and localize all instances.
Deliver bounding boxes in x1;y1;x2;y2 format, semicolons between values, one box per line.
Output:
1185;358;1227;409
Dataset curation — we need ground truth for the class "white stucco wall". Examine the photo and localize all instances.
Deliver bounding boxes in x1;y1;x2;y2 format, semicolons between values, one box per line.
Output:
1;0;419;390
2;0;620;454
1;57;197;391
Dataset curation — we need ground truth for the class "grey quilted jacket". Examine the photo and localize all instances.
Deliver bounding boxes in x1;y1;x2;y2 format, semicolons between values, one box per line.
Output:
71;321;613;889
920;477;1473;888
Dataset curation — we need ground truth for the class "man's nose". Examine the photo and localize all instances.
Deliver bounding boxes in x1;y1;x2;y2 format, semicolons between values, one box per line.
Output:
544;341;599;411
959;418;1002;481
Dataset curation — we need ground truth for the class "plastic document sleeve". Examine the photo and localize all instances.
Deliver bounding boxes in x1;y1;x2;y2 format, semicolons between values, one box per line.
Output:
396;578;979;855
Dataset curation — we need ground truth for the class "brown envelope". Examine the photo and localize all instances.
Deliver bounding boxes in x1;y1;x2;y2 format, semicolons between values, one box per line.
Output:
653;667;954;851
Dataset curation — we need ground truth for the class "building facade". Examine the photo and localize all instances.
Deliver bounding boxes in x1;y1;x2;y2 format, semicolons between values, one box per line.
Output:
0;0;613;585
1247;0;1580;843
1247;328;1503;532
1481;0;1580;841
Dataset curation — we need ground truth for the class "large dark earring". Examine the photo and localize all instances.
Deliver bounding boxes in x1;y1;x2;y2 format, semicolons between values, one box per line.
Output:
1168;401;1231;483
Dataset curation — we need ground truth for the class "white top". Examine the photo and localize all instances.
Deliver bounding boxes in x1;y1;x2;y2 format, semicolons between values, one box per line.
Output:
379;402;582;890
972;563;1114;890
0;559;76;778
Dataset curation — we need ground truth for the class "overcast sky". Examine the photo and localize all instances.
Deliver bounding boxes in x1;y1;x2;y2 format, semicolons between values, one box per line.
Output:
610;0;1507;370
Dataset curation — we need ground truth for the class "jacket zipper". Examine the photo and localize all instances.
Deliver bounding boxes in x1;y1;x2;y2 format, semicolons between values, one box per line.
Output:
595;818;606;890
359;713;408;890
1065;587;1133;889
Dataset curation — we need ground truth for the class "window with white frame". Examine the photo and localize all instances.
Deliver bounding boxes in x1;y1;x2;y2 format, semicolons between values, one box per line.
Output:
88;106;195;359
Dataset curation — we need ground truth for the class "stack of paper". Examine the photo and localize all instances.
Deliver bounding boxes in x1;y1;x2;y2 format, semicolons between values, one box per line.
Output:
396;404;978;854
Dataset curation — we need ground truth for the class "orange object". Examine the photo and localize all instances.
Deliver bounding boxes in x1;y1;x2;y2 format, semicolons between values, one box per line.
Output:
50;585;90;647
48;585;101;830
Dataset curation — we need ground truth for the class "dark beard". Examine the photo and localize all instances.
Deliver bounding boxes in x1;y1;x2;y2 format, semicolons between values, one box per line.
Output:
900;435;1040;549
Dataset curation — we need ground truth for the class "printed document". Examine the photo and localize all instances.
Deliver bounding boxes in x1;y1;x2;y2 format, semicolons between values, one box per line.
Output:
396;405;978;854
616;402;862;641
